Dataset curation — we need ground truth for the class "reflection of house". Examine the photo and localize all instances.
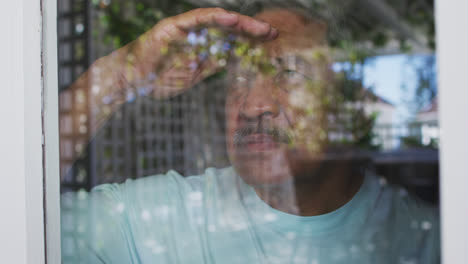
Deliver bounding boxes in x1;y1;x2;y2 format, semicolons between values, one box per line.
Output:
327;87;397;150
417;97;438;122
416;97;439;146
364;93;396;150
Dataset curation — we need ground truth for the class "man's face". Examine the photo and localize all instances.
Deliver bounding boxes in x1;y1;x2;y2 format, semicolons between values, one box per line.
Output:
225;9;330;186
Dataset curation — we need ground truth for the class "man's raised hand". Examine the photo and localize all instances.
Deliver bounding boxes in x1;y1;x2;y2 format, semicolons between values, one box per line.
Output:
126;8;278;98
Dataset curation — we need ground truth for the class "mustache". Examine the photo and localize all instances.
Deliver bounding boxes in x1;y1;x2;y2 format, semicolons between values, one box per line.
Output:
233;123;292;146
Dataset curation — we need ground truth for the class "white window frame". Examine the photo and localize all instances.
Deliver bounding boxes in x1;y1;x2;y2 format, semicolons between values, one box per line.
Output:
0;0;467;263
42;0;61;262
0;0;46;263
436;0;468;262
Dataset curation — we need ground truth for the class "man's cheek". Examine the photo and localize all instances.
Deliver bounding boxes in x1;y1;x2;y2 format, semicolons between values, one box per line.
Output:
224;109;238;152
283;104;327;153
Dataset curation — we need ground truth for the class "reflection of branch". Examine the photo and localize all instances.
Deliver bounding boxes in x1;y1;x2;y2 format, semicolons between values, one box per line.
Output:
183;0;432;55
182;0;313;11
357;0;429;52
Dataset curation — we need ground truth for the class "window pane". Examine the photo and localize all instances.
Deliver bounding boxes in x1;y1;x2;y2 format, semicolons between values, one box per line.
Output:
58;0;440;263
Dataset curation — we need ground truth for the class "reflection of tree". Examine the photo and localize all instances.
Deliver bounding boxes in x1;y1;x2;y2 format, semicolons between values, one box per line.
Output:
91;0;392;151
94;0;436;109
93;0;196;49
332;64;380;150
408;55;437;112
94;0;435;50
87;0;437;157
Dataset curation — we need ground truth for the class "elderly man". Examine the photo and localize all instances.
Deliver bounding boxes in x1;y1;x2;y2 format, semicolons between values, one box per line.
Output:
61;6;439;264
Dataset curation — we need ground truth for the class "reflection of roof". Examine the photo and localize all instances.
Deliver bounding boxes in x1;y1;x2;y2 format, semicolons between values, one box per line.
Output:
416;97;438;123
418;97;438;114
364;89;395;107
374;95;394;106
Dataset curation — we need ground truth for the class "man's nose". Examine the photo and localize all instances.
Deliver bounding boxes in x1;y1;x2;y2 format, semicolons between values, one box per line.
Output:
240;77;280;119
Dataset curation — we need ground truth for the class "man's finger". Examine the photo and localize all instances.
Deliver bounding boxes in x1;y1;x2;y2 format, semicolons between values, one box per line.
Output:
172;8;277;40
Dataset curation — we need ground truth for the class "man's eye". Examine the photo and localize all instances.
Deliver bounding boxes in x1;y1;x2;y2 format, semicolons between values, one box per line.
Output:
275;70;308;91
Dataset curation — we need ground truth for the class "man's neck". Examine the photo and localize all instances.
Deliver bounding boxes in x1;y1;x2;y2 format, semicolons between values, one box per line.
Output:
253;163;365;216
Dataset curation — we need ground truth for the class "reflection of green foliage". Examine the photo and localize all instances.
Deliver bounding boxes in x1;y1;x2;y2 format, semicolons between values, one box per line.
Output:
320;0;435;53
95;0;436;113
92;0;433;151
330;61;380;150
413;55;437;111
350;110;380;150
94;0;196;48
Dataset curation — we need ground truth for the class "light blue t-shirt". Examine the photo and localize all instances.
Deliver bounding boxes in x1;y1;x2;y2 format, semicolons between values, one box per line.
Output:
61;167;439;264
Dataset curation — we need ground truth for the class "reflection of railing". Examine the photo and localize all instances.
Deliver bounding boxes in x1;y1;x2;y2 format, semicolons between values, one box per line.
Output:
372;121;439;150
64;116;440;190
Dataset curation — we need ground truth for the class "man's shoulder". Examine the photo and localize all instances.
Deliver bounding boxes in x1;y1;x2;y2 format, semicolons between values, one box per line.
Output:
371;176;439;221
363;175;440;262
368;175;439;245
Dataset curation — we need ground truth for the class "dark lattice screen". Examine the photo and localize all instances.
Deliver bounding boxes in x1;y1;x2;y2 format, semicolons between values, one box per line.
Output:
58;0;93;192
58;0;232;192
92;80;229;186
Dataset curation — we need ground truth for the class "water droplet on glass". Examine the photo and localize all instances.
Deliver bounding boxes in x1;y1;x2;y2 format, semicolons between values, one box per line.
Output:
189;61;198;70
187;32;197;45
188;191;202;201
138;87;148;96
152;245;166;254
102;95;113;105
77;189;88;200
91;85;100;94
155;205;170;218
116;203;125;213
286;232;296;240
197;35;207;45
379;177;387;186
421;221;432;230
218;59;226;67
365;243;375;252
349;244;360;254
144;239;156;248
399;188;408;196
126;91;135;102
146;72;157;82
222;42;231;51
264;213;277;222
208;225;216;232
141;210;151;222
198;51;208;61
209;45;219;55
75;23;84;34
79;125;87;134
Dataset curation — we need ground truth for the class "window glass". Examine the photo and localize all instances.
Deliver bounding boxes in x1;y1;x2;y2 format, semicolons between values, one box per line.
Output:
58;0;439;263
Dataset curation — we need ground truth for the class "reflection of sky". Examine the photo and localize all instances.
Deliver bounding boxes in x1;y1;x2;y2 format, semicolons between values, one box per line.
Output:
334;54;436;123
364;54;417;122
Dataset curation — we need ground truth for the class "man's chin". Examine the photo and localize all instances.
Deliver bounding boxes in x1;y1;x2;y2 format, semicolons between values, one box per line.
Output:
232;148;294;186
